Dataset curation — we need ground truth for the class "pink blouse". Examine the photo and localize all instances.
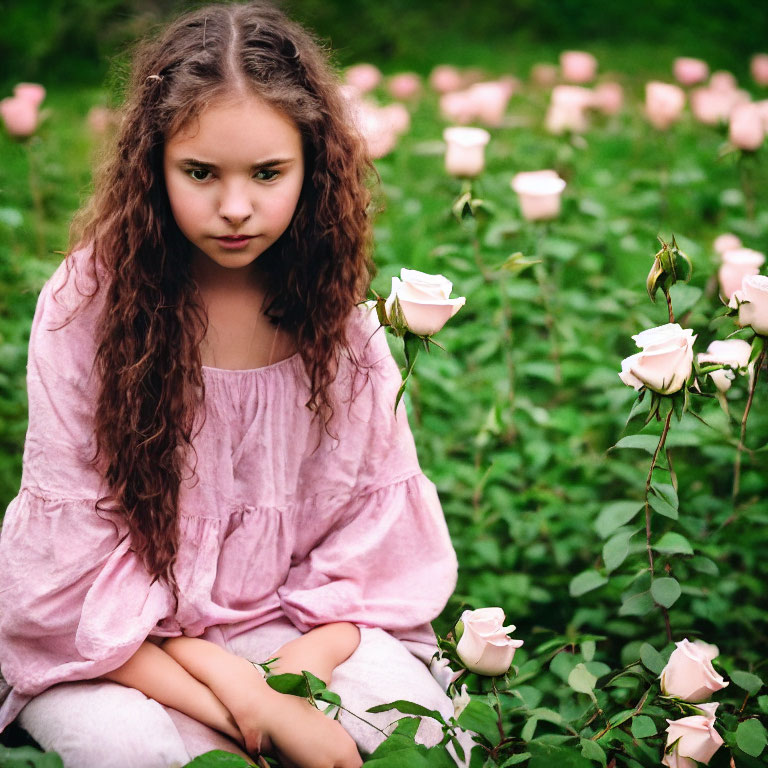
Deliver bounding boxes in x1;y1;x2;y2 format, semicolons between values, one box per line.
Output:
0;253;458;730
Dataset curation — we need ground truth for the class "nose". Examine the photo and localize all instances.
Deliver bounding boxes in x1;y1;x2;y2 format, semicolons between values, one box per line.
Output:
218;180;253;226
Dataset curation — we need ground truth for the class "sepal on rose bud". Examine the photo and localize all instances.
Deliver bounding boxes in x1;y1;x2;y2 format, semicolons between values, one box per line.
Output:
647;235;692;304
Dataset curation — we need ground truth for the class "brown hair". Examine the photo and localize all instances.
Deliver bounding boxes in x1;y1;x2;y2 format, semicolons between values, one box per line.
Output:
70;2;374;588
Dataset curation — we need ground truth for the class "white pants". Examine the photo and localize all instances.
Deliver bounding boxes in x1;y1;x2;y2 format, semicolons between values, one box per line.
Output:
18;621;473;767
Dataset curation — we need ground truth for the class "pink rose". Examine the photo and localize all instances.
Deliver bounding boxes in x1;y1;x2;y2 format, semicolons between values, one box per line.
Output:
660;639;729;702
456;607;524;677
0;96;39;138
13;82;45;107
546;85;593;134
560;51;597;84
344;63;382;94
713;233;742;256
710;70;738;92
443;126;490;177
673;58;709;87
690;86;743;125
729;103;765;151
663;702;724;768
439;91;475;124
751;53;768;87
380;103;410;135
645;82;686;129
387;73;421;101
594;82;623;115
619;323;696;395
511;170;567;221
466;81;512;127
698;339;752;393
718;247;765;300
730;274;768;335
530;63;559;88
430;65;464;94
385;268;465;336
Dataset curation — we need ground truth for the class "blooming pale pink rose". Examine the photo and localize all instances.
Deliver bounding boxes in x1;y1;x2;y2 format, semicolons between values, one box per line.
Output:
344;63;382;94
430;65;463;94
13;82;45;107
546;85;593;134
466;81;511;127
730;274;768;335
645;82;686;129
593;82;623;115
380;103;410;135
511;170;567;221
751;53;768;87
387;72;421;101
690;87;739;125
439;91;476;124
718;247;765;299
698;339;752;392
0;96;39;138
530;63;559;88
663;702;724;768
729;103;765;150
713;233;742;256
443;126;490;177
660;639;729;702
619;323;696;395
560;51;597;83
456;607;524;677
352;103;398;159
674;58;709;87
385;268;465;336
710;70;738;92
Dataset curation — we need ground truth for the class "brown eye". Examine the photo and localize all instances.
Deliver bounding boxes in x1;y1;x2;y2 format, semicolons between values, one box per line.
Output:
255;169;279;181
188;168;211;181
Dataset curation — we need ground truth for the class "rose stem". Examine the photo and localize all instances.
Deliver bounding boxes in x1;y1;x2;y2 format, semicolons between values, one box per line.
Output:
732;343;766;501
664;288;675;324
26;140;46;260
491;677;505;743
645;407;674;642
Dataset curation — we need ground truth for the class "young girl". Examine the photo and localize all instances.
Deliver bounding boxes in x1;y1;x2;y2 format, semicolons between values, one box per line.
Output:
0;3;465;766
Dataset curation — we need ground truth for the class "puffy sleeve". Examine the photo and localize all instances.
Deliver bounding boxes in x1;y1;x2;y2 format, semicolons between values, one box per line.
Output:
0;256;173;711
277;308;458;647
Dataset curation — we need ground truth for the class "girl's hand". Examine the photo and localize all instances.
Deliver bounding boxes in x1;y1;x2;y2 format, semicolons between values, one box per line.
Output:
259;688;362;768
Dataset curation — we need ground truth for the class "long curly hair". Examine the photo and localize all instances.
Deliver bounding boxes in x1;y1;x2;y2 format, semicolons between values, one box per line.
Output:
70;1;374;589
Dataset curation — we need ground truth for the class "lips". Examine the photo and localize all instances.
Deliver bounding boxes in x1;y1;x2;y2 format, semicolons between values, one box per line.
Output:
214;234;256;250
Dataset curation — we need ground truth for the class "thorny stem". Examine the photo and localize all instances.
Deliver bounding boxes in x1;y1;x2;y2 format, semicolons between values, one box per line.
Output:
732;345;766;501
491;678;505;743
664;289;675;324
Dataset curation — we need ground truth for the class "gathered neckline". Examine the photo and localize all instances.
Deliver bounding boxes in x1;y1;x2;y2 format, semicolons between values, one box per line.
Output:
201;350;302;375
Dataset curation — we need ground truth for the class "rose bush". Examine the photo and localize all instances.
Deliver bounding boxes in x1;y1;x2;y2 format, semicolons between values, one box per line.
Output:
619;323;696;395
730;274;768;335
455;607;524;676
660;639;729;702
663;702;724;768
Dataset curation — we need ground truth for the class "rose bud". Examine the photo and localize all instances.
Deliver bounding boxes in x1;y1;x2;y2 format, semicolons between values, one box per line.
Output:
718;247;765;300
730;274;768;336
545;85;593;134
387;72;421;101
511;170;567;221
710;70;738;92
645;81;686;129
0;96;39;138
455;607;524;677
751;53;768;87
729;103;765;151
13;82;45;107
440;90;476;124
443;126;490;177
466;81;512;127
560;51;597;83
663;702;724;768
385;268;465;336
660;639;729;702
673;57;709;87
698;339;752;393
619;323;696;396
430;64;464;94
344;63;382;94
713;233;742;256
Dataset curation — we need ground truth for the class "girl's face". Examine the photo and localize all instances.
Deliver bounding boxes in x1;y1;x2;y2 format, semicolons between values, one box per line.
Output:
163;94;305;276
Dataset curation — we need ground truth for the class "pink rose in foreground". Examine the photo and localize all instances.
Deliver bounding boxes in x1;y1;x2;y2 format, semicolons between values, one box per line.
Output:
511;170;567;221
546;85;593;134
456;607;524;677
645;82;686;129
0;96;39;138
530;63;559;88
730;274;768;335
560;51;597;83
718;247;765;300
729;103;765;150
713;233;742;256
13;82;45;107
619;323;695;395
344;63;382;94
660;639;729;702
663;702;723;768
384;268;465;336
443;126;490;177
430;65;463;94
751;53;768;87
594;82;623;115
387;73;421;101
674;57;709;87
698;339;752;393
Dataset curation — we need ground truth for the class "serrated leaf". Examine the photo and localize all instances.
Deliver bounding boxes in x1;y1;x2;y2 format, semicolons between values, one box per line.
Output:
569;663;598;694
611;435;661;454
619;591;654;617
640;643;666;674
603;529;634;572
731;671;764;695
736;718;767;757
569;570;608;597
651;577;682;608
456;700;500;746
631;715;657;739
580;738;606;766
653;532;694;556
595;501;643;538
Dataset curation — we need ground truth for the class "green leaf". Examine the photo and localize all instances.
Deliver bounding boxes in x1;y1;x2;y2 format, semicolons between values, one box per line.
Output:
653;532;694;556
266;672;309;696
367;700;445;724
569;570;608;597
611;435;661;454
631;715;657;739
568;663;598;694
649;488;678;519
580;738;606;767
652;482;678;510
595;501;643;538
619;591;654;617
639;643;666;675
528;742;592;768
736;718;767;757
731;671;764;696
582;640;596;662
603;529;634;572
749;335;766;367
500;754;532;766
456;700;501;746
184;751;252;767
651;577;682;608
521;716;539;742
690;556;720;575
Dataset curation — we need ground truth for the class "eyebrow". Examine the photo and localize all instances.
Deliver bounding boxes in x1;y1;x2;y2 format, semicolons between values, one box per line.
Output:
178;157;295;169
